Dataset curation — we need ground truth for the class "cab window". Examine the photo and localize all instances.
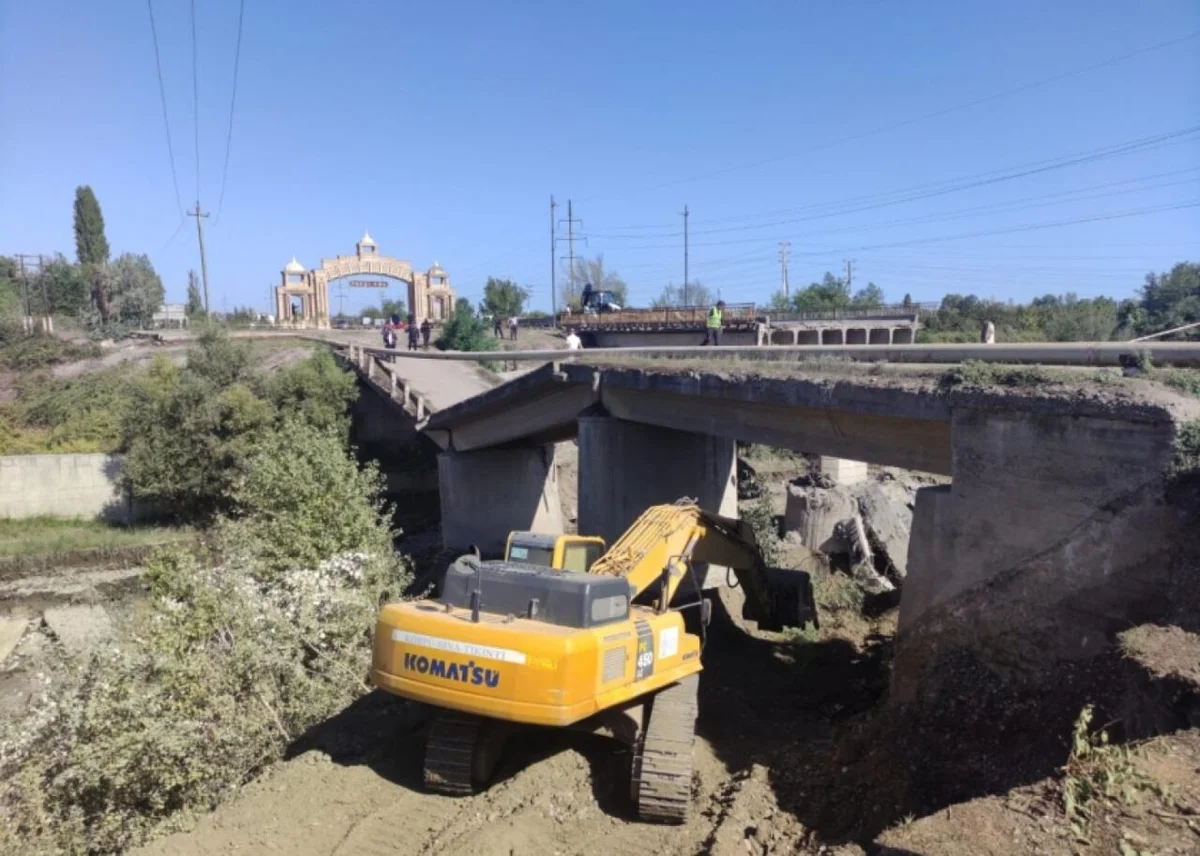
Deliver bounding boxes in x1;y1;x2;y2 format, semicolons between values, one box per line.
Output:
562;542;603;573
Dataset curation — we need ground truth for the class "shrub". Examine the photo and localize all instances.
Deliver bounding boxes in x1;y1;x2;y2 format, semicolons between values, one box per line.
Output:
222;419;397;580
121;358;274;521
436;298;497;353
268;348;358;437
120;334;359;522
0;335;101;370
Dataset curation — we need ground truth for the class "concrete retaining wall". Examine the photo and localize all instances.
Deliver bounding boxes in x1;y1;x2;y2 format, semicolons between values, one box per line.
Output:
0;454;151;522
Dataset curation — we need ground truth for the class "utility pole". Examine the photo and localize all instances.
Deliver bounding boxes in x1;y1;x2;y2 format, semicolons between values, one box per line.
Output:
557;200;583;308
549;195;557;319
681;205;690;305
15;254;49;334
844;258;855;290
778;241;791;299
189;201;211;312
567;198;576;304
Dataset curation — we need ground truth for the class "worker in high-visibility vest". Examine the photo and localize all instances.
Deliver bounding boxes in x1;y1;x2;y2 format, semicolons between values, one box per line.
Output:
703;300;726;346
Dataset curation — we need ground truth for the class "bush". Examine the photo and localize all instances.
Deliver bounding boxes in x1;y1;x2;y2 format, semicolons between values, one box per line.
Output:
222;419;397;580
120;357;274;521
120;333;359;522
268;348;358;436
0;335;101;370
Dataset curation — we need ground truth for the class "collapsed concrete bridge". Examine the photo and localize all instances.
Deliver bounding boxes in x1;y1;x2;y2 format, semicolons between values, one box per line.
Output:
396;358;1200;696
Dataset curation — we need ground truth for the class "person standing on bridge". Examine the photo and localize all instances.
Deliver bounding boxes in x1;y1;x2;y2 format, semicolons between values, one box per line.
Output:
493;315;503;338
509;315;519;341
406;314;420;351
420;318;432;349
704;300;726;346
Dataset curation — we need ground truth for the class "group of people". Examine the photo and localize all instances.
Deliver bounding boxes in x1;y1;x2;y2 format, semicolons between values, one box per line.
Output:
382;314;432;351
492;315;520;340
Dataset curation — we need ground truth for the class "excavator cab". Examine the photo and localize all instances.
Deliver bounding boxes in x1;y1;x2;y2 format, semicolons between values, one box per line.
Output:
504;532;606;572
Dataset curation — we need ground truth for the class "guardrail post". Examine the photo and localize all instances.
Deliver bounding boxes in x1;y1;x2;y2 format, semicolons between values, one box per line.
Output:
416;396;426;421
389;372;397;399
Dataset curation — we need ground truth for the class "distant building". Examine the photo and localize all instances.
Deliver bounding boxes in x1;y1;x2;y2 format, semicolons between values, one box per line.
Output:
152;304;188;328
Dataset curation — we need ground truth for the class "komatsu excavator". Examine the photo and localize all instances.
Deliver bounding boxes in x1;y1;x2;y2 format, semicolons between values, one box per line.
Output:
371;502;815;823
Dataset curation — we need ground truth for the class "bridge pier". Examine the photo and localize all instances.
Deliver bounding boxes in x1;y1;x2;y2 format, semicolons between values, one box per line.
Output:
577;416;737;571
437;445;562;556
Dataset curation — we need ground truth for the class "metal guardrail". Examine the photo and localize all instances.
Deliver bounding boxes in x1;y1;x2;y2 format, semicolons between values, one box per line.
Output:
335;340;1200;368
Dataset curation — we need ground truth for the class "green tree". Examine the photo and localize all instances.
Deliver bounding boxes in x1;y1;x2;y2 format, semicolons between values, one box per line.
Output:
73;186;109;267
480;277;530;319
380;297;406;320
37;255;89;316
792;272;851;312
1139;262;1200;338
185;270;205;316
105;253;165;326
436;298;495;352
652;281;714;308
74;186;113;323
851;282;885;307
560;254;628;309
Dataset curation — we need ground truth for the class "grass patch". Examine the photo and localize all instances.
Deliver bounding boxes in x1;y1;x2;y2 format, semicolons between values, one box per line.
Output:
1154;367;1200;399
938;360;1058;390
0;336;102;370
0;517;192;559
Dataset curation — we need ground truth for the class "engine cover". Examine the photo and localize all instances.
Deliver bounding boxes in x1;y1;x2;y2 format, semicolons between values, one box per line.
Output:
441;556;632;629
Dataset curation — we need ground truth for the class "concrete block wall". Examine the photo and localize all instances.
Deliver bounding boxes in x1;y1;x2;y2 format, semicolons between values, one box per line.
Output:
0;454;150;523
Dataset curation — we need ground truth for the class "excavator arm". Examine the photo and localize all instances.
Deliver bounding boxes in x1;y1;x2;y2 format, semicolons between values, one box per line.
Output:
587;502;816;632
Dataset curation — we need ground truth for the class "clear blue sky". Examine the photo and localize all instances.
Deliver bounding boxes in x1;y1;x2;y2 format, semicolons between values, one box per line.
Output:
1;0;1198;315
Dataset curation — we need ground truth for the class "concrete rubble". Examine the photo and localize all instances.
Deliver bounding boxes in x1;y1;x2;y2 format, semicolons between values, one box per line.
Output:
782;461;916;593
0;615;28;664
42;604;115;654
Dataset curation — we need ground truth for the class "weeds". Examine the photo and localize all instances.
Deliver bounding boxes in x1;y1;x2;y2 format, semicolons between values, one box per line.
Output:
1061;705;1158;842
742;478;780;567
938;361;1058;390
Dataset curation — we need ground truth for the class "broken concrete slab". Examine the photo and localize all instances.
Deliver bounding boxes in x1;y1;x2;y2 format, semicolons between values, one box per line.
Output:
783;481;856;553
0;616;28;664
818;456;868;486
857;481;914;579
42;605;114;654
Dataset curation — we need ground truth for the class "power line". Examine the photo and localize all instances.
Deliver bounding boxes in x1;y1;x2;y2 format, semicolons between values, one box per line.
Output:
589;126;1200;241
191;0;201;199
581;31;1200;203
792;200;1200;257
146;0;183;215
216;0;246;223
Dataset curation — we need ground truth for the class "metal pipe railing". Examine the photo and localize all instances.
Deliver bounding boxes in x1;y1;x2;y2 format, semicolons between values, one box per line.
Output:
333;341;1200;368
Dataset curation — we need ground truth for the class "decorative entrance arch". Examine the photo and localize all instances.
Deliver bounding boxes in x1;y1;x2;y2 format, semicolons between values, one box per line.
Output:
274;232;456;329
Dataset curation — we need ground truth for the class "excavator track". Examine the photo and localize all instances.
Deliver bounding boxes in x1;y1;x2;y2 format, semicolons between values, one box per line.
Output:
631;675;698;824
423;713;483;796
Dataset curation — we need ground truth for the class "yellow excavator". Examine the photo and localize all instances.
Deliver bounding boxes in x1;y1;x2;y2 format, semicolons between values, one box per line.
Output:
371;501;815;823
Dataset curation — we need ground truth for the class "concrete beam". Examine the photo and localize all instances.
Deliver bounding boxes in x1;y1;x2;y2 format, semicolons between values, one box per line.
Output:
437;445;563;556
594;372;953;474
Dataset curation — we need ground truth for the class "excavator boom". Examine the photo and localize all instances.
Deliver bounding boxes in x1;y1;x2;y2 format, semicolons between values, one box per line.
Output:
588;502;814;631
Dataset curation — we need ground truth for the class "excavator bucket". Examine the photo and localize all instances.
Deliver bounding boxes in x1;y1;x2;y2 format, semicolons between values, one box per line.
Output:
745;567;818;632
